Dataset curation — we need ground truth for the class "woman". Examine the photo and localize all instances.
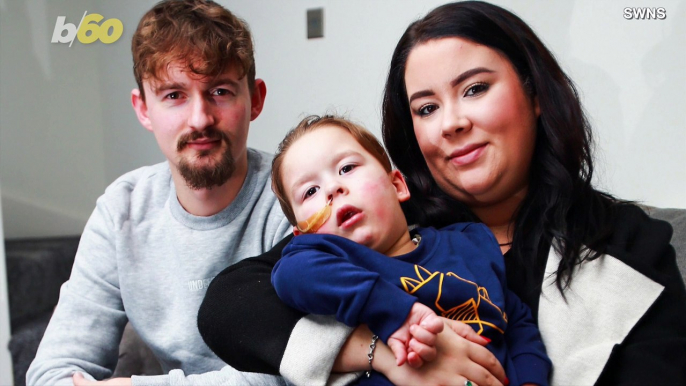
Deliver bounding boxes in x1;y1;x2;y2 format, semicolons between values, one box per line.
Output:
199;2;686;384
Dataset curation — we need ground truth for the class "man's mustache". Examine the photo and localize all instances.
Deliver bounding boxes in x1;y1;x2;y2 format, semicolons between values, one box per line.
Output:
177;128;226;151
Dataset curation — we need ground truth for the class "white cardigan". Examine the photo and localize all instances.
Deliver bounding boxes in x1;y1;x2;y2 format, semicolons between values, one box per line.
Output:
538;247;664;384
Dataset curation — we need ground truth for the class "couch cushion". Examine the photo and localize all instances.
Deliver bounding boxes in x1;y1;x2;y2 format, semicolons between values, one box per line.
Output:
4;236;80;331
644;207;686;283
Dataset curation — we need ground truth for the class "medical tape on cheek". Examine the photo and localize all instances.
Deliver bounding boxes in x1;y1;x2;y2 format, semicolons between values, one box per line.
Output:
296;197;333;234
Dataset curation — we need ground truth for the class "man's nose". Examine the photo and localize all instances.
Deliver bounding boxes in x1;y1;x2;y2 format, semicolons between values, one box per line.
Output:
187;96;216;130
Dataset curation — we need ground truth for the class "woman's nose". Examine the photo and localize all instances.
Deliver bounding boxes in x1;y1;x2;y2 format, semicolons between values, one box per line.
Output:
187;96;216;130
441;104;472;138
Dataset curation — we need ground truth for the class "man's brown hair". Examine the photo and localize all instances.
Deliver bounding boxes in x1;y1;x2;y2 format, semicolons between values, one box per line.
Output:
132;0;255;100
272;115;393;225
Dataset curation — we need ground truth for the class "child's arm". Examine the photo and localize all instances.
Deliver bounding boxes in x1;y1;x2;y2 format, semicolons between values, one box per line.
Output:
272;235;417;343
387;302;443;366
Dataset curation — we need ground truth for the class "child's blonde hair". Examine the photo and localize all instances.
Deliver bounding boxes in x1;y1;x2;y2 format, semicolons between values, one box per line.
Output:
272;115;393;225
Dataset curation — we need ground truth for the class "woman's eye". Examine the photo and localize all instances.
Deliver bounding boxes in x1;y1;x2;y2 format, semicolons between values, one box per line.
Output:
339;164;356;175
304;186;319;199
418;104;438;116
464;83;489;97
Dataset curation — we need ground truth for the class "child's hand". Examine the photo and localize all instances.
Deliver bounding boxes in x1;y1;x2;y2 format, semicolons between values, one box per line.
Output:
387;303;443;367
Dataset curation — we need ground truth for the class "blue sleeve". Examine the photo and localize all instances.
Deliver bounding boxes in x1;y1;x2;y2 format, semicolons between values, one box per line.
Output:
271;235;416;342
504;289;552;386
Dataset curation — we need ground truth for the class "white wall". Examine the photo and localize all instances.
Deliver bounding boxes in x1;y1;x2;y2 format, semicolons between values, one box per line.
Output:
1;0;684;239
0;0;110;238
232;0;686;208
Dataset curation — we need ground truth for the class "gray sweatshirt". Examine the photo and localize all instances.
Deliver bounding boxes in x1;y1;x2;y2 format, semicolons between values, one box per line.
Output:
27;149;292;386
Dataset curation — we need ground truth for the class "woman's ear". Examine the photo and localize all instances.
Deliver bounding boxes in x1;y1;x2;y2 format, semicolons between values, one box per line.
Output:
390;170;411;203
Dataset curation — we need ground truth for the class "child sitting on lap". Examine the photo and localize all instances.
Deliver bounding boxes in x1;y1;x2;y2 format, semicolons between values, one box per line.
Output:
270;115;550;386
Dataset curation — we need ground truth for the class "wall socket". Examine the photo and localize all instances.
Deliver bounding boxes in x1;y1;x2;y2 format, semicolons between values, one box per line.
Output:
307;8;324;39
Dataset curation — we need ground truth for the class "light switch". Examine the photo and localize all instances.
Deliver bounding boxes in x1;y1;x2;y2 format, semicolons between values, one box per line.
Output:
307;8;324;39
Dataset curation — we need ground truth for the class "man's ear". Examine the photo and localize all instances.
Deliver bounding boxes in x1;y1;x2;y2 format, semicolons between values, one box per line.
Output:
390;170;411;203
131;88;153;132
292;225;302;236
250;79;267;121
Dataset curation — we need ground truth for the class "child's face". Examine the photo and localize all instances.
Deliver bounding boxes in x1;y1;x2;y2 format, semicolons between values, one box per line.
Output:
281;125;411;253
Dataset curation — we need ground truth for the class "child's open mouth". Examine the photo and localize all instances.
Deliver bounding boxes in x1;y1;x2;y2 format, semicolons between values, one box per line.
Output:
337;206;363;228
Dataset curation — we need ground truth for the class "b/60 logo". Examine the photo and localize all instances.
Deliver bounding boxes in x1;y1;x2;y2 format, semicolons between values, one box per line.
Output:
51;11;123;46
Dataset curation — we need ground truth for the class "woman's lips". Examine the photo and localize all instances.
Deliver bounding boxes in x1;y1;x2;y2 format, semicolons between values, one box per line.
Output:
449;143;487;166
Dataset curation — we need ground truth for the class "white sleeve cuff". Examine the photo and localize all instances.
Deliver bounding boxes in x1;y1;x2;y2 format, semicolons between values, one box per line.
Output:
279;315;360;386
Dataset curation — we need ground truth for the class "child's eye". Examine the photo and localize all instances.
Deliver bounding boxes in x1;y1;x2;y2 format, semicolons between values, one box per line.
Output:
464;83;489;97
339;164;356;175
303;186;319;199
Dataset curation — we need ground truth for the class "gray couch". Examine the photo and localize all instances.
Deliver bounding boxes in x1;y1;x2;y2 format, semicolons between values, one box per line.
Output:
5;237;162;386
5;207;686;385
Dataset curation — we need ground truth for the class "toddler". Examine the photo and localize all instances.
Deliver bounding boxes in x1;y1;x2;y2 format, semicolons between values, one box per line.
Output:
271;115;550;386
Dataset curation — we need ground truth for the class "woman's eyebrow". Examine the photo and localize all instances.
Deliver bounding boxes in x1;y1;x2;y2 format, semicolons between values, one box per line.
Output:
408;67;494;103
451;67;494;88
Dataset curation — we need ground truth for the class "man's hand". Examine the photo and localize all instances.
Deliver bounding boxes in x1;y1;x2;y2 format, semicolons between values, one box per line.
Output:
387;303;443;367
73;372;132;386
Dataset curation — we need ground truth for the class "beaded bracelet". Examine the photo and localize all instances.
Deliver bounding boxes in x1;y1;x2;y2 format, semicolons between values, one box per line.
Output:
365;335;379;377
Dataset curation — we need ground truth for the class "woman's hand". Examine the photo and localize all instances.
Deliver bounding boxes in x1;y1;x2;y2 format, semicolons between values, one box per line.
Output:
377;319;507;386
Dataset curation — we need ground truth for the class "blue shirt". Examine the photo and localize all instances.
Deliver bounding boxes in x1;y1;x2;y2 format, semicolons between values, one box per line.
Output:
273;224;550;386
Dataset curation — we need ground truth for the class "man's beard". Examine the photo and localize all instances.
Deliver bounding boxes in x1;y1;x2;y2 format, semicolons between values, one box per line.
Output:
176;128;236;190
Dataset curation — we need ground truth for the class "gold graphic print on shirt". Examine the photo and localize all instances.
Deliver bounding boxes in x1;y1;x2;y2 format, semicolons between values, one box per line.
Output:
400;265;508;335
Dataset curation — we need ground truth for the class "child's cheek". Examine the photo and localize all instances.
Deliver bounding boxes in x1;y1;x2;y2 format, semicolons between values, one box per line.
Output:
362;178;393;219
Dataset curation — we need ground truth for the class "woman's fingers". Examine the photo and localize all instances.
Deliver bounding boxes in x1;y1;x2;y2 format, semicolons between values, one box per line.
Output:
465;343;507;386
443;318;490;345
433;323;506;386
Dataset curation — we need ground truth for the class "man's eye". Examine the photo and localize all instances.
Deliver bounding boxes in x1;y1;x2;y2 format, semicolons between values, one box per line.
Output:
339;164;356;175
166;92;180;100
212;88;234;97
464;83;489;97
418;104;438;116
304;186;319;198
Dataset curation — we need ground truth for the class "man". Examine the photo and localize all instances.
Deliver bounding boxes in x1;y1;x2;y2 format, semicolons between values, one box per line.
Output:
26;1;291;384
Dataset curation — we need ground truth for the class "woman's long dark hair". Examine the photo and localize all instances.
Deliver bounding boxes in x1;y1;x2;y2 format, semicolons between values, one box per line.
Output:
382;1;620;292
